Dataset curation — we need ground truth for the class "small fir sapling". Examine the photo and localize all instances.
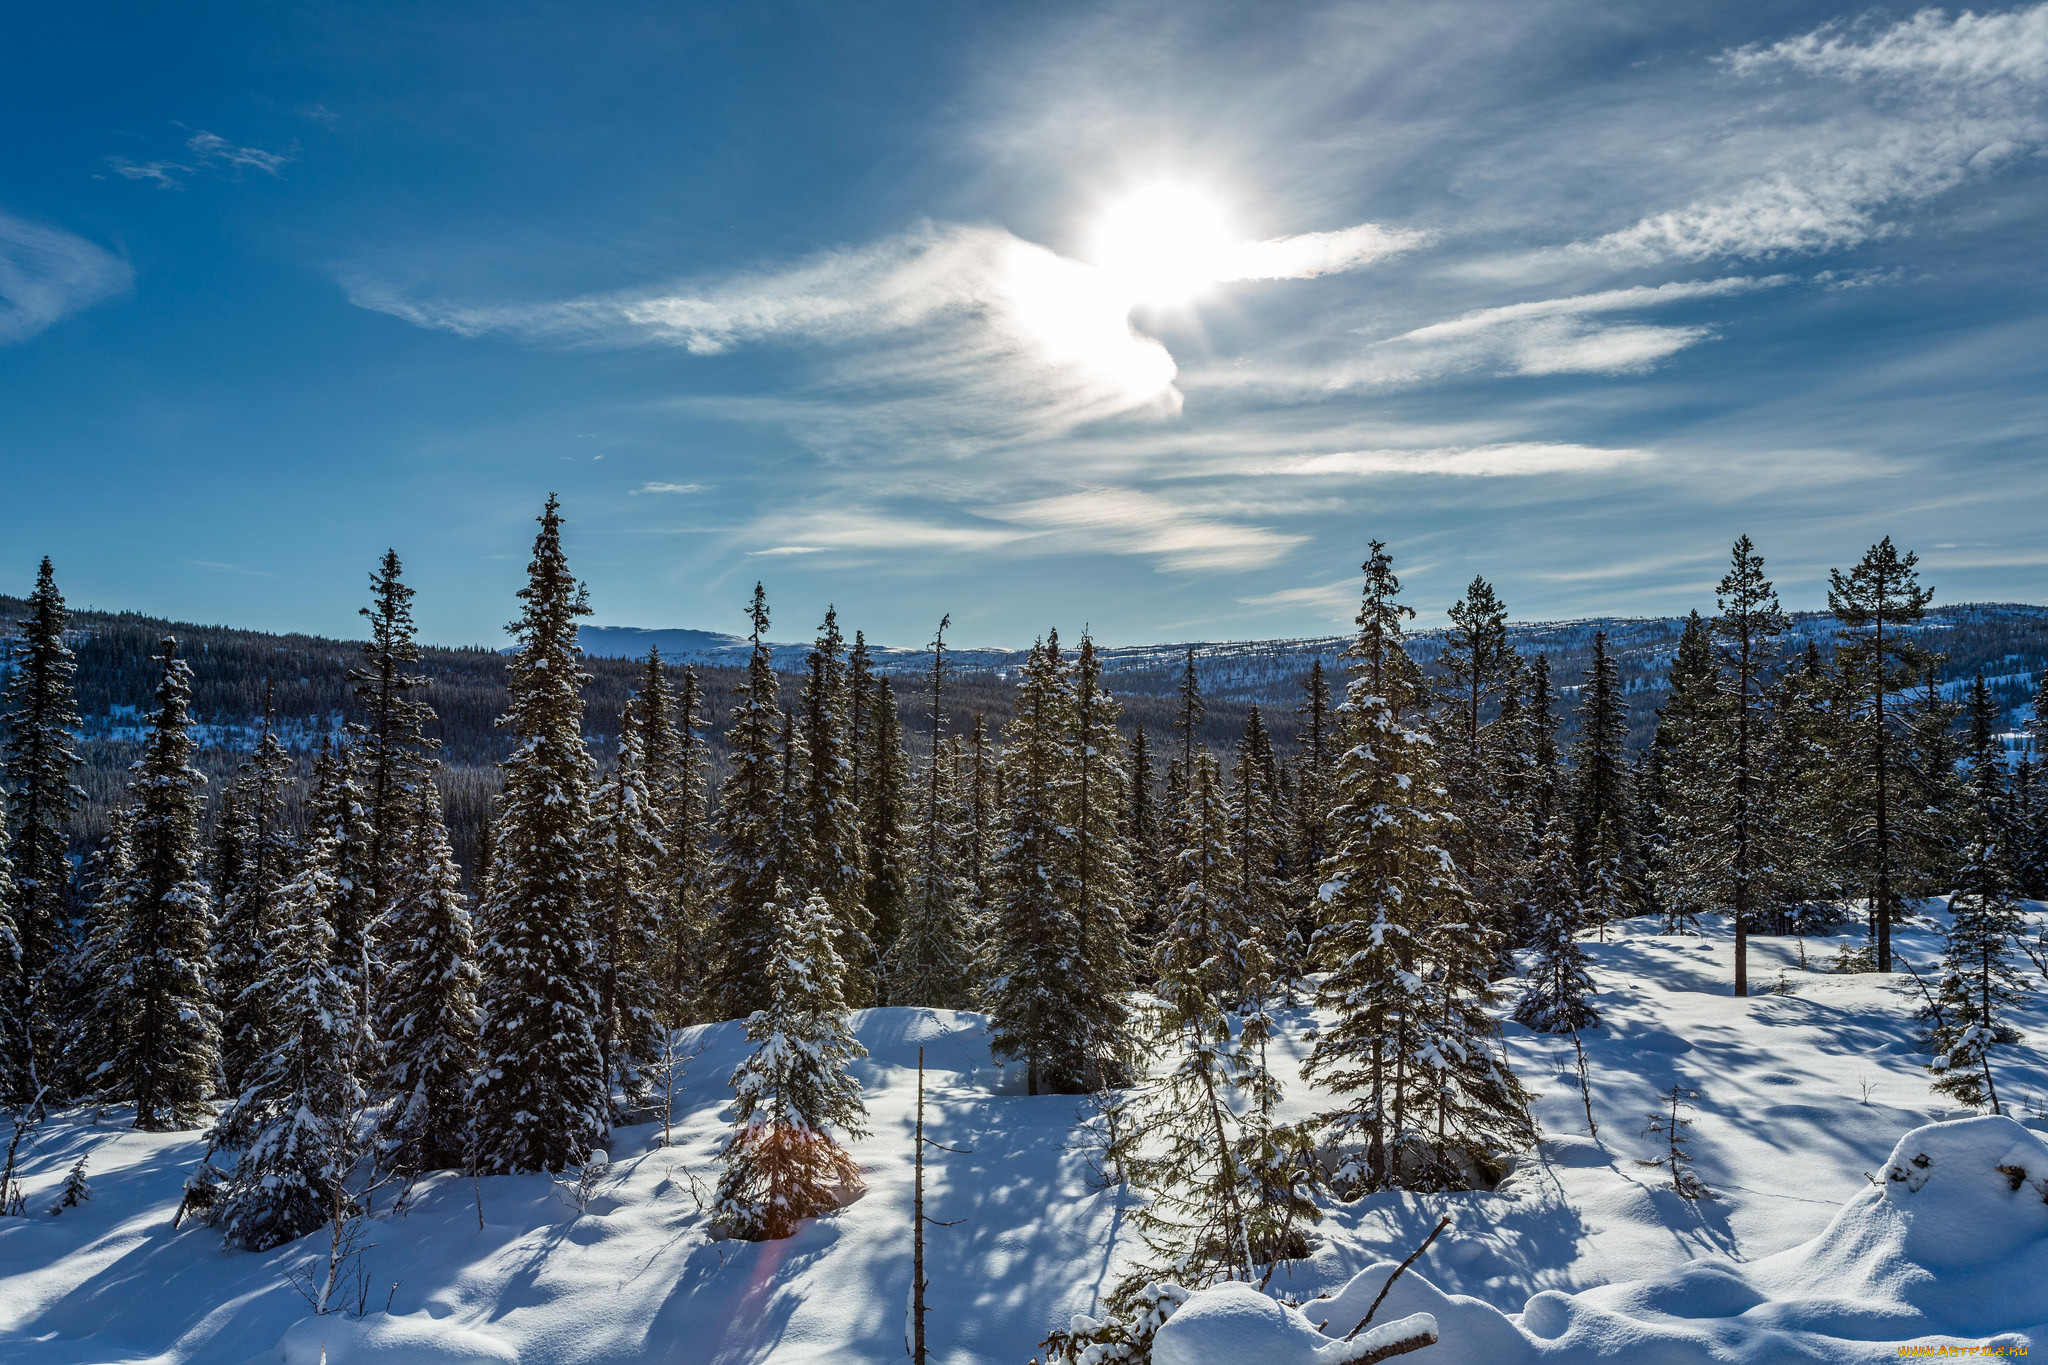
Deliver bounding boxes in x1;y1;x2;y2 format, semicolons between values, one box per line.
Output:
48;1152;90;1213
713;886;869;1241
1638;1084;1713;1200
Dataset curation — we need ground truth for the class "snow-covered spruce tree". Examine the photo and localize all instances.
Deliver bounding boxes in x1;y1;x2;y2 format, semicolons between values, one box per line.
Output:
657;661;715;1022
1905;665;1967;895
589;702;665;1117
212;828;366;1249
1526;652;1564;835
861;674;912;981
0;809;17;1103
1304;542;1427;1192
1286;659;1337;969
1308;542;1530;1193
1436;576;1526;945
1124;833;1320;1293
106;638;221;1131
1226;706;1286;1000
300;740;379;1032
1926;692;2030;1113
350;549;437;918
214;709;297;1094
888;618;978;1008
714;885;869;1241
1513;825;1600;1033
1166;647;1205;870
1067;634;1138;1084
1765;641;1847;931
377;785;479;1173
1125;722;1169;950
1570;631;1642;935
963;714;999;919
54;811;129;1103
798;608;874;1005
1170;750;1242;1014
2;558;82;1102
711;583;787;1019
1828;537;1936;972
1647;612;1720;937
470;495;606;1173
985;634;1088;1094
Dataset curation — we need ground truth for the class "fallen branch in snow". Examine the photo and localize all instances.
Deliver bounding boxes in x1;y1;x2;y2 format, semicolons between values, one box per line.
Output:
1344;1214;1450;1340
1342;1315;1441;1364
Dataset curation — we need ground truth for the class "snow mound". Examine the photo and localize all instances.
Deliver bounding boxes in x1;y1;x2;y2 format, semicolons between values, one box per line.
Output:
1151;1282;1436;1365
1240;1117;2048;1363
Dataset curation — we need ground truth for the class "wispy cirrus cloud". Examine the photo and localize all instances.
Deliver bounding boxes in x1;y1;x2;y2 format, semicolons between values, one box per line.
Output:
1280;442;1654;478
106;129;293;189
630;481;705;495
348;214;1422;452
0;210;130;344
1590;4;2048;262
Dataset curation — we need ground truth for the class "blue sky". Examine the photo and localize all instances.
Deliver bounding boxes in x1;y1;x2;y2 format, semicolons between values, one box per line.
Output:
3;1;2045;649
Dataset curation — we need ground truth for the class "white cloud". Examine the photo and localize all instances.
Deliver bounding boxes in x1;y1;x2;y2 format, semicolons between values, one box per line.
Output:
185;131;292;175
1283;442;1653;478
746;545;830;556
350;214;1420;453
1592;5;2048;262
630;481;705;495
0;210;130;345
989;487;1306;571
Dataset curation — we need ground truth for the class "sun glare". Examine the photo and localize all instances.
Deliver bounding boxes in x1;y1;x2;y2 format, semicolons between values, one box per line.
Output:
1091;184;1234;306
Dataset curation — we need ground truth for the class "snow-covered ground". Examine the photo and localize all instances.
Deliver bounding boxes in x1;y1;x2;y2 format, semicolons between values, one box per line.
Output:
3;908;2044;1364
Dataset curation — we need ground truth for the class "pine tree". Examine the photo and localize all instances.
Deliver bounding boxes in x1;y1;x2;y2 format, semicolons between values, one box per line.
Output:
889;618;977;1008
1527;653;1563;834
1928;831;2027;1113
1829;537;1935;972
1649;613;1721;937
1124;862;1316;1289
1;558;82;1102
861;675;911;985
55;810;128;1103
964;714;999;918
1906;665;1967;895
350;550;437;919
1512;827;1599;1033
378;785;479;1173
1225;707;1285;999
985;635;1088;1094
1767;641;1845;930
301;740;378;1037
1304;543;1427;1192
1126;723;1168;950
1570;632;1638;934
1288;660;1336;958
1710;537;1787;994
1167;750;1241;1013
106;638;220;1131
798;609;873;1004
713;886;869;1241
470;496;606;1173
660;663;715;1021
1066;634;1137;1084
212;824;366;1249
1437;577;1522;935
712;584;788;1020
590;702;665;1118
215;699;296;1093
1306;543;1529;1193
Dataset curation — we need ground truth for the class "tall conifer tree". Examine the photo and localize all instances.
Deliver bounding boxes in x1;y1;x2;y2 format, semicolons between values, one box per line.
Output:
712;584;788;1019
215;700;296;1092
107;638;220;1130
799;608;872;1002
378;784;479;1172
890;618;977;1007
471;496;606;1172
1570;632;1638;932
590;702;665;1116
351;550;437;918
1829;537;1935;971
1;559;81;1101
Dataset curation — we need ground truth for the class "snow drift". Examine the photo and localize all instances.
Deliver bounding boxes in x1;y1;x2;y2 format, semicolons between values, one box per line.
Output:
1163;1115;2046;1363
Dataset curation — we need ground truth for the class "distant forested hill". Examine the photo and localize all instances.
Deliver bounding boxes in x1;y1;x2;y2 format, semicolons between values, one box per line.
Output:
5;597;2042;882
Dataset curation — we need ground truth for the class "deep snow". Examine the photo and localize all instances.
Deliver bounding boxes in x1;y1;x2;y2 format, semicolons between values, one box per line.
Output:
2;907;2044;1364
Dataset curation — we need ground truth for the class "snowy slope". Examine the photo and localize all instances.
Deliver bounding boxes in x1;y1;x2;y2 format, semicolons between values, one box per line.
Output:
2;911;2044;1364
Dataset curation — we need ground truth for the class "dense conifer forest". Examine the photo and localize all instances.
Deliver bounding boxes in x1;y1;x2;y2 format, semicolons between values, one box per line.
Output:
2;504;2045;1362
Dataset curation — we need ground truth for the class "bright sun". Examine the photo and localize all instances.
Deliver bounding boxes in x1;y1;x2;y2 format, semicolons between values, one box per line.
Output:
1091;184;1234;306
